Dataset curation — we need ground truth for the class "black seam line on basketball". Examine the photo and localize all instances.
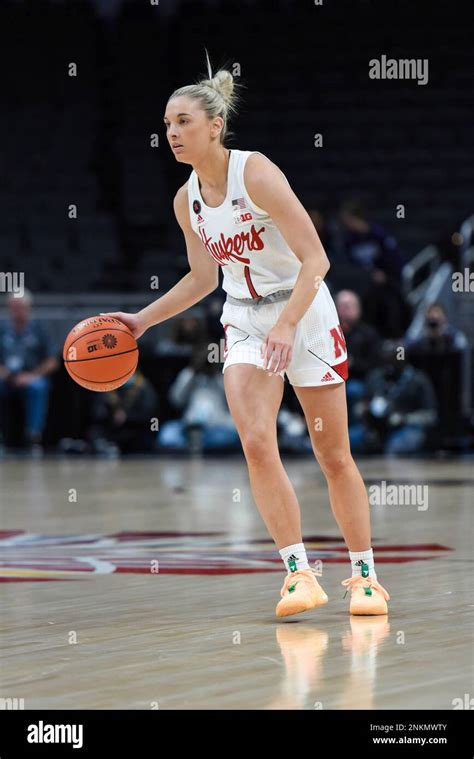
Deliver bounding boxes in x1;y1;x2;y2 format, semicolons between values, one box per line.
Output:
65;347;138;363
66;327;134;350
67;361;138;384
306;348;345;380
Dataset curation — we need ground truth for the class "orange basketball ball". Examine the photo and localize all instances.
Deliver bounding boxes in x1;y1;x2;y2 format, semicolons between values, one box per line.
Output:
63;315;138;392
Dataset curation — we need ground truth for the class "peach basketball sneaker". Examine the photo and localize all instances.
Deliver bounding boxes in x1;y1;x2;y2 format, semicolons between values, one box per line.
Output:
276;567;329;618
341;563;390;615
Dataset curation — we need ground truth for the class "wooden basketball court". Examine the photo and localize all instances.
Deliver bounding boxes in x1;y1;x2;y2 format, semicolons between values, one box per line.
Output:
0;455;472;709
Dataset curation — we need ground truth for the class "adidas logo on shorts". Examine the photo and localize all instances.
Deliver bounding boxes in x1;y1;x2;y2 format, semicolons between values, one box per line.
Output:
321;371;335;382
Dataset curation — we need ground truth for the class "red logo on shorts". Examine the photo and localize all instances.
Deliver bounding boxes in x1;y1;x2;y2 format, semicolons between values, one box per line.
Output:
321;371;335;382
329;325;347;358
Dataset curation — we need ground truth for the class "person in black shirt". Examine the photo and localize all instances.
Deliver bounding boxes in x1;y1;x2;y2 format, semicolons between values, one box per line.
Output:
407;303;467;356
350;340;438;454
88;370;159;455
335;290;381;380
406;303;468;439
340;200;411;338
335;289;381;426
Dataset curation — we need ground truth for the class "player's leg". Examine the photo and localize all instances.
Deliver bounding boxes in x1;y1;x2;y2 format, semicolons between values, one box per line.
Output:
294;382;389;614
223;362;300;548
223;362;328;617
294;383;370;549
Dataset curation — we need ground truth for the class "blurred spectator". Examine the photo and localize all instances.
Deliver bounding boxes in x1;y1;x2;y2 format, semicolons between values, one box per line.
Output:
157;316;208;357
340;199;403;280
277;406;313;453
350;340;437;455
406;303;468;441
335;289;381;425
308;207;339;259
277;381;314;453
406;303;467;356
340;199;410;338
157;343;240;452
0;291;58;453
204;293;227;345
336;290;381;379
88;370;158;455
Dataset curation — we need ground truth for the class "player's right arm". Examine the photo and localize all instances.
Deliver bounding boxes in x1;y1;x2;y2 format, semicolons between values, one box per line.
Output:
101;183;219;338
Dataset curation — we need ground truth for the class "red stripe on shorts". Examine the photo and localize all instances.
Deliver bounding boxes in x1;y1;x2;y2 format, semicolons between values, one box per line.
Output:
332;358;349;380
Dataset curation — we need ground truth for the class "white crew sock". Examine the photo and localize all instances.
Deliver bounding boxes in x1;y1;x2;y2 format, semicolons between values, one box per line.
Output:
279;542;310;573
349;547;377;580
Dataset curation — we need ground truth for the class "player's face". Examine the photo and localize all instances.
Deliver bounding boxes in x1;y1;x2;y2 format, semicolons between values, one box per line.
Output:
163;97;219;163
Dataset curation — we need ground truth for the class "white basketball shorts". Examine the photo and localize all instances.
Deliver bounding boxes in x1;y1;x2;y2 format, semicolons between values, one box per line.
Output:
219;284;349;387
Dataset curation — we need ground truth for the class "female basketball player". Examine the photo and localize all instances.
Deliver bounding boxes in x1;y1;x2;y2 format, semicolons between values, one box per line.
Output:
104;54;390;618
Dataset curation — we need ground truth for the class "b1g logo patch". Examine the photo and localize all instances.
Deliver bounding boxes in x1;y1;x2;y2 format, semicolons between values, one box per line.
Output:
193;199;201;214
232;197;252;225
233;211;253;226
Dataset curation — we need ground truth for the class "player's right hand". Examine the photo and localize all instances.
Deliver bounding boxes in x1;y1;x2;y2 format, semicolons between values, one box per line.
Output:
99;311;147;340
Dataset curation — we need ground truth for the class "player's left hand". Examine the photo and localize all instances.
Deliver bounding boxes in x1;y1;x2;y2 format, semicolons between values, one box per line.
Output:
261;322;295;374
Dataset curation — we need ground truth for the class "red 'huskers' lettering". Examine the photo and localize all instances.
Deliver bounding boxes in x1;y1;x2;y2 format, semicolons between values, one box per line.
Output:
199;225;266;265
329;325;347;358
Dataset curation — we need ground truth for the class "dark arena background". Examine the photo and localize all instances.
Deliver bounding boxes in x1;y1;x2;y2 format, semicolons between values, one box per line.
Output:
0;0;472;749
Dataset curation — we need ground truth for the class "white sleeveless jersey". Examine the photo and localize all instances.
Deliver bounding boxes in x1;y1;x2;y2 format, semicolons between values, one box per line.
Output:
187;149;302;299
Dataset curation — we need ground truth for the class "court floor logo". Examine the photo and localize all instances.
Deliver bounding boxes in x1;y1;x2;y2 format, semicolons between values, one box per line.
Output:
0;530;452;582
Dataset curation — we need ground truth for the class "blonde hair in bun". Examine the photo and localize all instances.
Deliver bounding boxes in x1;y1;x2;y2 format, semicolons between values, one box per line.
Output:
168;49;242;144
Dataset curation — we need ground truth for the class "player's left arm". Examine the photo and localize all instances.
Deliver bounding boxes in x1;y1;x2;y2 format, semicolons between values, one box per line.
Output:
244;153;330;372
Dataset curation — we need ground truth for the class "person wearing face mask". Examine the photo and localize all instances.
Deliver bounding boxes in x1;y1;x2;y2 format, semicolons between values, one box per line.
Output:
350;340;438;454
408;303;467;355
406;303;468;444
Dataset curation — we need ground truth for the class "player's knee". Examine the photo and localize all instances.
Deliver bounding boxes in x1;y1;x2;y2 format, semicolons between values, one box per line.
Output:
316;447;352;478
241;425;278;462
